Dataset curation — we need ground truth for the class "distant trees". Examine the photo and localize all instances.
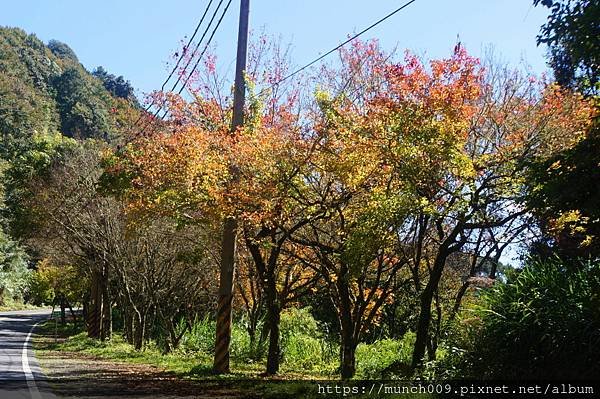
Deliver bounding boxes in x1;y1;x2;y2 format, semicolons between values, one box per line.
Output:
0;27;140;242
93;67;136;102
0;228;29;306
52;67;112;139
28;260;84;323
29;142;215;348
47;39;79;63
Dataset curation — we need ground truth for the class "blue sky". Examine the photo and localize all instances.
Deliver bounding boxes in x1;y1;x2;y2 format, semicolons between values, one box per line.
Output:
2;0;549;101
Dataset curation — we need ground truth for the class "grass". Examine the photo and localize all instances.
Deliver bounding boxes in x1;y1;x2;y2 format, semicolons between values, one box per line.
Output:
34;320;434;398
0;300;47;312
33;321;319;398
36;321;221;376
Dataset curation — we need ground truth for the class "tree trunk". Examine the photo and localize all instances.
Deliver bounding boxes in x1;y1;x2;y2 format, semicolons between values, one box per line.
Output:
246;301;262;358
265;274;281;375
337;265;357;380
413;286;433;368
59;295;66;325
67;300;77;323
124;309;134;345
244;230;284;375
248;328;256;351
450;281;470;322
82;297;87;321
340;332;357;380
412;250;450;368
100;266;111;341
87;269;103;339
133;310;146;350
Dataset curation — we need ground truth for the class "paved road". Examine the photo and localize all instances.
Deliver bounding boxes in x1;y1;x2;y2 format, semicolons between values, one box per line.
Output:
0;309;56;399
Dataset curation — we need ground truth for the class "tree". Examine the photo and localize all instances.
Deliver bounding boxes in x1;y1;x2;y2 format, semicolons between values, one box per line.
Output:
30;141;215;348
0;228;29;306
52;67;112;139
105;36;319;375
29;259;84;323
296;42;487;377
527;123;600;259
406;60;594;368
93;67;136;102
1;131;76;238
528;0;599;260
534;0;600;95
47;39;79;63
304;40;595;372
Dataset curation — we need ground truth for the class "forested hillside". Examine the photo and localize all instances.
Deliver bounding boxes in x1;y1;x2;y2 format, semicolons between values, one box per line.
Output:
0;26;138;307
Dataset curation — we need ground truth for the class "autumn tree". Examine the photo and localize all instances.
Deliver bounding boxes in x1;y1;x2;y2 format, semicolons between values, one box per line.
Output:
403;55;595;367
29;141;215;348
104;36;327;374
528;0;600;260
301;40;595;373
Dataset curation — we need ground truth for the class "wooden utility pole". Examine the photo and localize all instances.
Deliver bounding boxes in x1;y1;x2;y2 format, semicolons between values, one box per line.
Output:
213;0;249;374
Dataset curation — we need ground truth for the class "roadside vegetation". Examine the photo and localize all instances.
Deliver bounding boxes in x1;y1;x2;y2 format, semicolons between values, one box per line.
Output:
2;0;599;388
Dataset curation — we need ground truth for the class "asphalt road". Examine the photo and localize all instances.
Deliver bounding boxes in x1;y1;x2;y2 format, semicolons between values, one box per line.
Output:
0;309;56;399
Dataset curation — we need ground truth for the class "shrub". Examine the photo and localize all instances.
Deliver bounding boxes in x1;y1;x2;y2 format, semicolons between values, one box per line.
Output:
179;316;265;361
279;308;337;372
458;258;600;379
355;332;415;379
179;316;215;354
280;307;320;339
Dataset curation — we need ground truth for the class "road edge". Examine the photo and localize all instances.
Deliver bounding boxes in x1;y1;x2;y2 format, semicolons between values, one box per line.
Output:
23;319;44;399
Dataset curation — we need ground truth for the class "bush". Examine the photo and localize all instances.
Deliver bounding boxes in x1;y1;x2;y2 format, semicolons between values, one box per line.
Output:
179;316;263;361
27;270;54;305
230;322;253;360
355;333;415;379
279;308;337;372
179;316;215;355
457;258;600;379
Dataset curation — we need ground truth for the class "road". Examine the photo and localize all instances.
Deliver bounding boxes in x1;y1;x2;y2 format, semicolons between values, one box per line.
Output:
0;309;56;399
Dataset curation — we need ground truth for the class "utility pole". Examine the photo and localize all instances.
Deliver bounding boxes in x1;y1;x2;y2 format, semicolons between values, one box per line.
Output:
213;0;249;374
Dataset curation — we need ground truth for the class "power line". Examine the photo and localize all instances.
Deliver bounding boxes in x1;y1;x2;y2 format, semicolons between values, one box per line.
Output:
162;0;228;100
158;0;216;94
178;0;233;96
133;0;218;126
263;0;418;92
138;0;417;135
137;0;232;135
159;0;233;120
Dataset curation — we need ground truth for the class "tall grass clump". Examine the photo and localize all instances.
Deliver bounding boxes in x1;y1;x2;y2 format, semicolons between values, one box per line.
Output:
279;307;337;372
457;258;600;379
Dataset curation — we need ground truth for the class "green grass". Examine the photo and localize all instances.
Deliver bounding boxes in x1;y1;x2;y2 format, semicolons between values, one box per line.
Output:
33;322;330;398
37;324;223;376
34;320;434;398
0;300;47;312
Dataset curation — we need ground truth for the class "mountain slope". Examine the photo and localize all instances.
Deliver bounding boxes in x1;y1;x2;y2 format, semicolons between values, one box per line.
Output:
0;26;139;238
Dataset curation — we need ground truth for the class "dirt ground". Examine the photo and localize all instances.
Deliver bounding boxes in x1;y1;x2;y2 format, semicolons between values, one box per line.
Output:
34;334;257;399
